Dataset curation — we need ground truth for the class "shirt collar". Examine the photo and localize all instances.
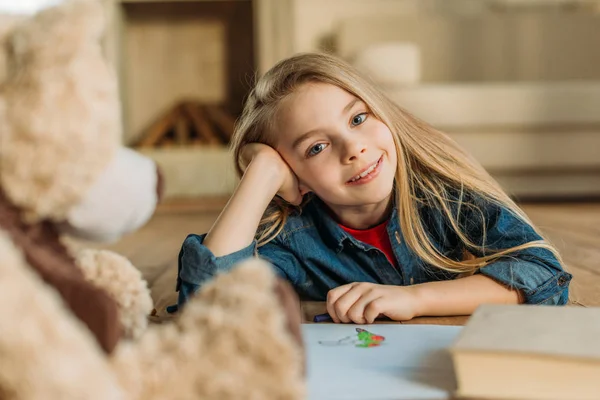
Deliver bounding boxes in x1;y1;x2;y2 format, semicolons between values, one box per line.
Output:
307;196;398;254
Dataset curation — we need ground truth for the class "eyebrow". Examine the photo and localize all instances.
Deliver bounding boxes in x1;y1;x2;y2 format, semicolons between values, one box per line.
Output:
291;98;362;150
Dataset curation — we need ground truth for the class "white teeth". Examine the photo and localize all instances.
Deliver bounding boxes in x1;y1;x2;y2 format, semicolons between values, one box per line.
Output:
350;159;379;182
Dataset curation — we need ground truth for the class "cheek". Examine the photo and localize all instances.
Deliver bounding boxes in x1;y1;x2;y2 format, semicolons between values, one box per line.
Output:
375;124;396;152
373;124;398;169
296;160;339;190
277;149;336;190
297;163;325;185
373;122;393;142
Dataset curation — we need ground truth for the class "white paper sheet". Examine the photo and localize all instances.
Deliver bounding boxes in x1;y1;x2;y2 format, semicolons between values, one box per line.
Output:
302;324;462;400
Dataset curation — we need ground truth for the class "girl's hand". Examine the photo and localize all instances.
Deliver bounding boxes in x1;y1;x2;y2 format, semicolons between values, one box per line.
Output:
240;143;305;206
326;282;421;324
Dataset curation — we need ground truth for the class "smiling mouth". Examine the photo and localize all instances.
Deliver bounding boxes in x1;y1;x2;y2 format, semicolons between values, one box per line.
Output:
347;156;383;183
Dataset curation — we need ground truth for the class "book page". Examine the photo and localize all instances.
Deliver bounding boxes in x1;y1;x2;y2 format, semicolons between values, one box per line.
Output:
302;324;462;400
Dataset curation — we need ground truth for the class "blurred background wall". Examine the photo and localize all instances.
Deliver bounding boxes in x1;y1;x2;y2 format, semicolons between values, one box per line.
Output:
3;0;600;200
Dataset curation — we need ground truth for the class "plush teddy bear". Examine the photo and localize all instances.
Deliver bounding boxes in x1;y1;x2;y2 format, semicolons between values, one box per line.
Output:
0;0;304;399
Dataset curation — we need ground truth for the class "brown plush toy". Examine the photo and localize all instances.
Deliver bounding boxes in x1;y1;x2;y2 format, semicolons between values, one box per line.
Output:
0;1;304;399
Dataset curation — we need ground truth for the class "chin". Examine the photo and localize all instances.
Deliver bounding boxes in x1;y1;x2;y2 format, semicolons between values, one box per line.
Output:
367;186;395;204
367;173;395;199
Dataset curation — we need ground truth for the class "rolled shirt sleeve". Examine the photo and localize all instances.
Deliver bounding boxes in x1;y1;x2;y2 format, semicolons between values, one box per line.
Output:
478;253;571;305
175;233;296;308
176;234;257;307
457;193;572;305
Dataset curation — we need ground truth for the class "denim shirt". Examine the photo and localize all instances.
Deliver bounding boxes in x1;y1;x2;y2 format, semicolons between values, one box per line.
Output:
176;194;572;308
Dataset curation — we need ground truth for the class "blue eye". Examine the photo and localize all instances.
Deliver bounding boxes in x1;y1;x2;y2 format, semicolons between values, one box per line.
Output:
351;112;368;126
307;143;327;157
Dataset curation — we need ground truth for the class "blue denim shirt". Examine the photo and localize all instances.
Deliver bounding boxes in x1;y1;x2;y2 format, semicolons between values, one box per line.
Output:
176;194;571;308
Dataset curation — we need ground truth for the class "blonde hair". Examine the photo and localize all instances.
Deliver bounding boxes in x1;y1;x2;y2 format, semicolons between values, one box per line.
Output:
230;52;563;275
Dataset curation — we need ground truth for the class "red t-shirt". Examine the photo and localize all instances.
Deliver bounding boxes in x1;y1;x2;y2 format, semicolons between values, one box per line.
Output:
340;220;397;267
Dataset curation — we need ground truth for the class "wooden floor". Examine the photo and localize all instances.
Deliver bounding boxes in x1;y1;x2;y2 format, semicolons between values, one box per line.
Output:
74;199;600;311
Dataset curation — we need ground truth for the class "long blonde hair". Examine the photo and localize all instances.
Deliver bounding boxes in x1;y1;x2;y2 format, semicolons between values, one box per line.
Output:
230;52;563;275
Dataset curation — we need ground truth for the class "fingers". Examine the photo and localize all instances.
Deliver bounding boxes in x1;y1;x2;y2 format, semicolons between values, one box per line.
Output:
326;283;356;323
346;290;382;324
363;298;385;324
327;284;414;324
327;283;383;324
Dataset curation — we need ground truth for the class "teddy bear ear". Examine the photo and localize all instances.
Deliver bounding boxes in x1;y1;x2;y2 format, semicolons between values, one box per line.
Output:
0;0;121;223
9;0;105;63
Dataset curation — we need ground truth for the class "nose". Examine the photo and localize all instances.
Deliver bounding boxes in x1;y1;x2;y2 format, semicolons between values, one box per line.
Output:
341;136;367;164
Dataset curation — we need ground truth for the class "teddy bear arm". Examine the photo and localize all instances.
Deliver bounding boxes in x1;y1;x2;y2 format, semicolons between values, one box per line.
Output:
74;249;153;340
0;235;125;399
39;268;123;353
125;258;306;400
20;243;121;352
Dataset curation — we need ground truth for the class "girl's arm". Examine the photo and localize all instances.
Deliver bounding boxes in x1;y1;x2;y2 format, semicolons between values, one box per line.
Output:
326;275;521;324
451;192;571;306
203;145;302;257
175;145;302;309
202;156;279;257
327;191;572;323
412;274;521;317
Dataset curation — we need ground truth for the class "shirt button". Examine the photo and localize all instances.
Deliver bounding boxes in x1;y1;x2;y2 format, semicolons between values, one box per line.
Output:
558;275;568;286
394;231;401;244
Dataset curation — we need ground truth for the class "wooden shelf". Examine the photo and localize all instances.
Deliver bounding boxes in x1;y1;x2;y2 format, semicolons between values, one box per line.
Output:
106;0;254;144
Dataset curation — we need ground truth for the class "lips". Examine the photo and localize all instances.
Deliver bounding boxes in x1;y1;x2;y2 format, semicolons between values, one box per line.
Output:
346;155;383;184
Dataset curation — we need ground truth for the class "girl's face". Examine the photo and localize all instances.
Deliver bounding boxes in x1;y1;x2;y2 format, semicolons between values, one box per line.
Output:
274;82;397;217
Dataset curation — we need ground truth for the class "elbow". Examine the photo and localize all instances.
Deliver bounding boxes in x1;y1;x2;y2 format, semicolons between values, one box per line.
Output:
479;259;572;305
525;271;572;305
532;284;571;306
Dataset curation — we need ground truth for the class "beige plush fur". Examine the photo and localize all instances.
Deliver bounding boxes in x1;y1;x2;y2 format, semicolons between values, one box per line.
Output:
0;14;24;83
113;259;305;400
1;230;304;399
75;249;153;340
0;232;125;400
0;0;119;223
0;1;305;398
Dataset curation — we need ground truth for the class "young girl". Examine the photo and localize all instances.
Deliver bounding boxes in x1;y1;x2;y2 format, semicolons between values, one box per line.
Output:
174;52;571;324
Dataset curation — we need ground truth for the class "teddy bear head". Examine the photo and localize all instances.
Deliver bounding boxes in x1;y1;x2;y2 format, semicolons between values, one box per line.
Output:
0;0;161;241
0;0;162;354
